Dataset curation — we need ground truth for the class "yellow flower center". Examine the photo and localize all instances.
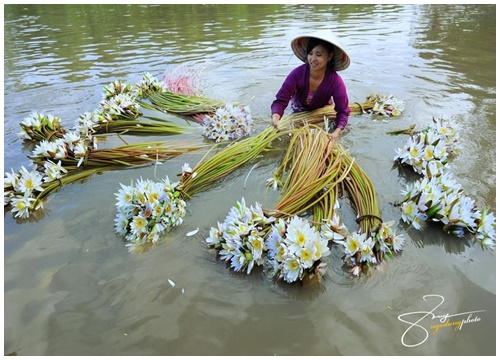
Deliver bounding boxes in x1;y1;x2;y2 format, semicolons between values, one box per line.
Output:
297;232;306;247
348;239;359;253
300;248;313;262
252;238;262;251
25;178;34;190
15;202;26;210
288;259;300;271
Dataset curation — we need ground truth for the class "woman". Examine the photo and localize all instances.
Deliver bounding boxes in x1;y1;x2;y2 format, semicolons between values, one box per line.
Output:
271;30;351;143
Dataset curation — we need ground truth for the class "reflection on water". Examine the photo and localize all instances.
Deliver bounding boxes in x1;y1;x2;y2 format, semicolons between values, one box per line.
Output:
4;4;496;356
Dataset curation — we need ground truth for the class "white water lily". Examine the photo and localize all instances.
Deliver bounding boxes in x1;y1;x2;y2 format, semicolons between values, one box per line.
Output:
401;201;419;224
394;116;460;175
43;160;68;182
62;131;81;149
392;232;406;252
283;256;302;283
321;215;349;241
181;162;193;177
114;175;187;249
359;239;376;263
18;169;44;196
206;198;273;274
266;177;279;191
202;103;255;142
11;195;36;218
4;168;21;190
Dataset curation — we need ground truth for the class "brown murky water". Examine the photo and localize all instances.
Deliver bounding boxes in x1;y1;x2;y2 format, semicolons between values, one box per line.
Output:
4;4;496;356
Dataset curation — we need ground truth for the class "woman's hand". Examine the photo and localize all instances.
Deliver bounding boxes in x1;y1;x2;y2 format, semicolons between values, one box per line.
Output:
271;114;281;128
327;128;341;149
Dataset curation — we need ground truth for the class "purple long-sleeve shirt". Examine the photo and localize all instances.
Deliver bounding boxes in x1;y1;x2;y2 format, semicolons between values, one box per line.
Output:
271;63;350;130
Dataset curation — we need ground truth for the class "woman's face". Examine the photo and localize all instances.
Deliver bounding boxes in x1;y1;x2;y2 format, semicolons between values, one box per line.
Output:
307;44;333;71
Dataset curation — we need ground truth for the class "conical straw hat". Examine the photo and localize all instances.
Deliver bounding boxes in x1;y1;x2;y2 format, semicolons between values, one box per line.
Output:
291;30;350;71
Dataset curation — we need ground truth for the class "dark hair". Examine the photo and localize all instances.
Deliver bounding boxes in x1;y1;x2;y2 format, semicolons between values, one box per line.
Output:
306;38;335;54
307;38;335;66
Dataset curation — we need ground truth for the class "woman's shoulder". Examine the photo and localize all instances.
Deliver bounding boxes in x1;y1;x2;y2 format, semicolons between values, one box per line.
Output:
289;63;309;76
326;67;345;84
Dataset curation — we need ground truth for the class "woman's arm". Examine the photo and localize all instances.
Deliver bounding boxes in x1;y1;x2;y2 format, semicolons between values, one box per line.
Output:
270;65;305;120
331;74;350;130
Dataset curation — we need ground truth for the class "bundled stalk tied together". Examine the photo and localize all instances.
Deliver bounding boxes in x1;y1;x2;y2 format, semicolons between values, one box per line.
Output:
177;126;285;197
143;90;230;116
271;125;353;218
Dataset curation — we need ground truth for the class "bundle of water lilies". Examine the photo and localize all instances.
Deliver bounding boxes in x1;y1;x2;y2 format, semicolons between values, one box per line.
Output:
205;198;333;283
399;160;495;250
76;74;186;139
393;115;495;249
176;126;284;197
17;111;67;142
393;116;460;175
4;163;119;218
203;124;405;282
5;130;203;219
200;103;255;142
278;93;405;130
366;93;406;117
140;87;258;141
17;78;185;146
142;90;229;117
114;175;187;251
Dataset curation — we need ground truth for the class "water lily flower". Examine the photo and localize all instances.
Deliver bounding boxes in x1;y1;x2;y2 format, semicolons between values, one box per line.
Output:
43;160;68;182
345;232;365;256
266;177;279;191
18;169;44;196
401;201;419;225
357;234;372;260
11;195;36;218
392;232;406;252
283;256;302;283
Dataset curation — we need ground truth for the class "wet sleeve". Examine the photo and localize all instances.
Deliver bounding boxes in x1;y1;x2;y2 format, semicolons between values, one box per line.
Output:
332;75;350;130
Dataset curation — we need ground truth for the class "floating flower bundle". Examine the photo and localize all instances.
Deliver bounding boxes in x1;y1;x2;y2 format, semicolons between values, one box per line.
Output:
206;198;275;274
278;94;404;130
114;176;187;251
399;160;495;250
5;138;203;219
29;137;203;169
76;75;184;138
367;94;406;117
394;116;460;175
201;103;255;142
17;111;67;142
76;110;184;140
205;198;333;282
142;90;228;116
133;72;169;99
266;215;331;283
4;164;114;218
335;220;405;276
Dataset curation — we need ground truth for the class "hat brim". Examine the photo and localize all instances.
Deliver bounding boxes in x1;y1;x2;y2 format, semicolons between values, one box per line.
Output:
291;32;350;71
